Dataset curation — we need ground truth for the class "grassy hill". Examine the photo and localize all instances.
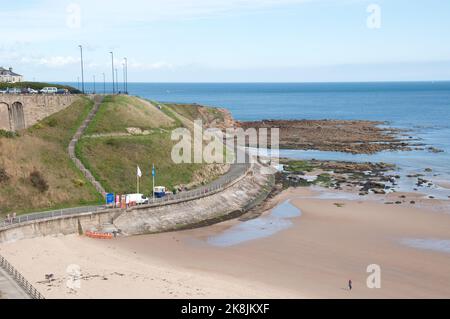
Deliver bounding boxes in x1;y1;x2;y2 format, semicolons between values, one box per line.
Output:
0;95;231;217
77;96;228;195
162;103;227;127
0;81;80;93
85;95;175;134
0;97;103;217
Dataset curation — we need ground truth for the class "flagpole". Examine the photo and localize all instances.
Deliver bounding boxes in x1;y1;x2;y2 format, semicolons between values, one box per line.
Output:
152;164;155;202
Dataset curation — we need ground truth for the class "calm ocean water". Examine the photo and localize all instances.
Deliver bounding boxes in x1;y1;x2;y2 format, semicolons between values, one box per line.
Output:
64;82;450;196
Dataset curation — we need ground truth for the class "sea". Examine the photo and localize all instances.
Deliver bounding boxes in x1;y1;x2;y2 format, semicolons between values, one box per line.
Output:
63;82;450;199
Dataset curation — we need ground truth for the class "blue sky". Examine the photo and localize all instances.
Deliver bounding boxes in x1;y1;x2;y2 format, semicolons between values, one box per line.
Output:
0;0;449;82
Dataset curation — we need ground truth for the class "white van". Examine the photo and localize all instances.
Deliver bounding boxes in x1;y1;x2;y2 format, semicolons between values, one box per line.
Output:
40;87;58;94
126;193;149;205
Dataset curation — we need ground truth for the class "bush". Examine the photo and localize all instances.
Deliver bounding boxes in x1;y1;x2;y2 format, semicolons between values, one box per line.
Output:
29;170;49;192
105;138;119;147
0;129;18;138
72;178;85;187
0;167;9;184
46;118;58;127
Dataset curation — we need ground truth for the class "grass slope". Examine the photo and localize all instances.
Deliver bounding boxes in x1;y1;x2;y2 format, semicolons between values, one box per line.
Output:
77;96;225;196
0;97;103;216
164;103;225;125
85;95;175;134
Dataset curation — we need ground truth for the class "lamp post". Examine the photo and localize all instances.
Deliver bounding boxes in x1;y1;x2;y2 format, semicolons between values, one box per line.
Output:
115;68;119;94
110;51;115;94
124;57;128;94
79;45;85;94
122;62;126;93
102;73;106;94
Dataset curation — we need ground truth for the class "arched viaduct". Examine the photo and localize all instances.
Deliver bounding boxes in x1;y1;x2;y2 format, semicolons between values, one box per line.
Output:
0;95;77;131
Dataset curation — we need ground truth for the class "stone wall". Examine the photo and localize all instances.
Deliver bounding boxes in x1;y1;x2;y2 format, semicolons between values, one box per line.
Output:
0;164;274;243
0;95;77;131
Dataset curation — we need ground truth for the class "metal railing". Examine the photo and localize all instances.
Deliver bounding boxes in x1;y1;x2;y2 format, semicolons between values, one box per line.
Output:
140;163;250;207
0;254;45;299
0;206;105;229
0;163;251;230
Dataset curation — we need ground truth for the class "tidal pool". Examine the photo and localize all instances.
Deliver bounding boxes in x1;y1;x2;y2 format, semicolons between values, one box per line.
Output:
207;200;301;247
400;238;450;254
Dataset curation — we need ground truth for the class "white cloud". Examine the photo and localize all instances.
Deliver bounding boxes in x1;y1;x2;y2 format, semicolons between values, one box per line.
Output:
128;61;175;70
20;56;80;68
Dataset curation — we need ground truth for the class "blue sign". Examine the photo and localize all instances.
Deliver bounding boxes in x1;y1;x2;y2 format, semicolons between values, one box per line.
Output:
152;166;156;177
106;193;115;205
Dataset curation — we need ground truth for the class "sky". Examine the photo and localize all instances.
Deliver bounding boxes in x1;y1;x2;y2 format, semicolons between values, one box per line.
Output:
0;0;449;82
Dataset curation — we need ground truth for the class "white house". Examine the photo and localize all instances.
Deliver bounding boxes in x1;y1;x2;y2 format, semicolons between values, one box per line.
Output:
0;67;23;83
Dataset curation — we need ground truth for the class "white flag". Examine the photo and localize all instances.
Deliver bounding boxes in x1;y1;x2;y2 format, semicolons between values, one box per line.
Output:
137;166;142;178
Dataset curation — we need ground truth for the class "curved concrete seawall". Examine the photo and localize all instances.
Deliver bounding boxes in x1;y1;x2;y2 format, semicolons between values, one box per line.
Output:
0;163;274;243
115;164;274;235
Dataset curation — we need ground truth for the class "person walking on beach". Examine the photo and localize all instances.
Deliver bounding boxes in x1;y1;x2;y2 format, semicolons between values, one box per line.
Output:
348;279;352;291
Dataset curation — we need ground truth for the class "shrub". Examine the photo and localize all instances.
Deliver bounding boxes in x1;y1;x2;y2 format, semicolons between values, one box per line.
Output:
105;138;119;147
29;170;49;192
46;118;58;127
72;178;85;187
0;129;17;138
0;167;9;184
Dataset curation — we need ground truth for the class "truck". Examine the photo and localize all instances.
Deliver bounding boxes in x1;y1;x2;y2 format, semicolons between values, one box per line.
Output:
125;193;149;205
153;186;166;198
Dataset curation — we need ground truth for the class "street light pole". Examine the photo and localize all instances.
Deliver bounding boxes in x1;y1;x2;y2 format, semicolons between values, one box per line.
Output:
102;73;106;94
122;63;126;93
115;68;119;93
79;45;85;94
124;57;128;94
110;51;115;94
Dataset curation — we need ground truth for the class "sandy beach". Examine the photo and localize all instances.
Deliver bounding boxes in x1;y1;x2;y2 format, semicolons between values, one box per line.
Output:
1;187;450;299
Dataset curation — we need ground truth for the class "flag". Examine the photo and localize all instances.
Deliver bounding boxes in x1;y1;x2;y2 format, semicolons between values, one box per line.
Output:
152;164;156;177
137;166;142;178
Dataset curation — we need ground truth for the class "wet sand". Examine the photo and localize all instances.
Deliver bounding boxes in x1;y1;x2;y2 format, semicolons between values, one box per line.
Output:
1;188;450;298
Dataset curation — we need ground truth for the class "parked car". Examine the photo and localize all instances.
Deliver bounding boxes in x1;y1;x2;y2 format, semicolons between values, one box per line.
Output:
27;88;39;94
0;89;7;94
126;193;149;205
40;87;58;94
56;88;68;95
7;88;21;94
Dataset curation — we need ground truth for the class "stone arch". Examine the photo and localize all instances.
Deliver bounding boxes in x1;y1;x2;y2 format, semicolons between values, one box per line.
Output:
0;102;11;131
10;101;25;131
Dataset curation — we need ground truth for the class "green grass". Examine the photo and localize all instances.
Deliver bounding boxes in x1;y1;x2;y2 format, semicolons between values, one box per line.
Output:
284;160;315;173
29;96;94;147
314;173;333;187
0;97;103;217
85;95;175;135
76;96;231;196
165;103;225;125
150;101;184;127
76;132;203;195
0;81;80;93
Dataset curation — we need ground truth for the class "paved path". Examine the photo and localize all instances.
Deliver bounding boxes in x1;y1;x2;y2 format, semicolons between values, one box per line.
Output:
68;95;107;197
0;267;29;299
